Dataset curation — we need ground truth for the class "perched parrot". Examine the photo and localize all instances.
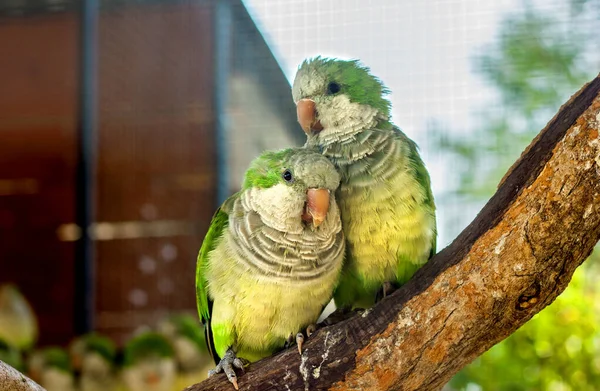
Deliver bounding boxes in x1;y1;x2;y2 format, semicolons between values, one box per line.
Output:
0;283;38;350
121;332;176;391
68;333;118;391
27;347;75;391
292;57;437;310
196;147;345;389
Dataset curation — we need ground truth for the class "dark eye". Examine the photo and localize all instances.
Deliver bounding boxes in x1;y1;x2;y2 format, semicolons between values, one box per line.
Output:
282;169;293;182
326;81;341;95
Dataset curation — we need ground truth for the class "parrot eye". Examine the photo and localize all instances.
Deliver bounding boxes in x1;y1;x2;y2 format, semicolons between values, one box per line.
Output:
326;81;341;95
282;169;293;183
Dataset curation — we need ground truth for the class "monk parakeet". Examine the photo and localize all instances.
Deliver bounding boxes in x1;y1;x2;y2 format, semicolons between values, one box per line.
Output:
0;283;38;350
27;347;75;391
121;332;176;391
293;57;437;310
68;333;118;391
196;147;345;389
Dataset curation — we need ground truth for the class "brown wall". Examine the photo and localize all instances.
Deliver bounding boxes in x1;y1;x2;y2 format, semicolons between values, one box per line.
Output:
0;13;79;346
0;2;215;346
95;2;215;345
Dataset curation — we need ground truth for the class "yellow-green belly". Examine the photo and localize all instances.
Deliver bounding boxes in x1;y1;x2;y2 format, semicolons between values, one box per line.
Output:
207;246;341;362
334;170;435;308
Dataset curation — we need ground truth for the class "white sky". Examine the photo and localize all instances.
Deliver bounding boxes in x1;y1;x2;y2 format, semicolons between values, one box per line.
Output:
241;0;522;245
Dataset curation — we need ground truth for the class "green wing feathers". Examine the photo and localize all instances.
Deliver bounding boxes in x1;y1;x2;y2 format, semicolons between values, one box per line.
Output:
195;194;238;322
394;125;437;257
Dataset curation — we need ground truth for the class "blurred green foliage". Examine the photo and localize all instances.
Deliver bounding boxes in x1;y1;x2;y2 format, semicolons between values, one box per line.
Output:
436;0;600;389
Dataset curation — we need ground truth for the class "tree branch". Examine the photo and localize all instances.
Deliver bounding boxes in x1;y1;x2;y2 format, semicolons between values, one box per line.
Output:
189;74;600;391
0;361;45;391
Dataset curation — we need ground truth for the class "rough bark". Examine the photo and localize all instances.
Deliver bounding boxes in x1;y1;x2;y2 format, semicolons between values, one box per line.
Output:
188;74;600;391
0;361;45;391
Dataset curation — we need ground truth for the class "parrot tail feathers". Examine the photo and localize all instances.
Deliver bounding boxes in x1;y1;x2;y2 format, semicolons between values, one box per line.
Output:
204;302;220;365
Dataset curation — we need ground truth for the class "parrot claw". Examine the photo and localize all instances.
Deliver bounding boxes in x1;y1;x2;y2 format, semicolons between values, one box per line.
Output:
375;281;398;303
286;323;318;355
208;348;246;390
296;333;304;354
382;281;397;298
296;323;318;354
284;333;295;349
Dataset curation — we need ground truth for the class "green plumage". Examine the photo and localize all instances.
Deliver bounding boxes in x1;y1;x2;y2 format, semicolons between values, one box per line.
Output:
242;149;296;190
196;205;231;322
293;57;437;310
297;57;392;116
196;147;345;364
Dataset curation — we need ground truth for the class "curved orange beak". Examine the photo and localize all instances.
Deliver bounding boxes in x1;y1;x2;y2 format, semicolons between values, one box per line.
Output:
296;99;323;135
301;188;330;228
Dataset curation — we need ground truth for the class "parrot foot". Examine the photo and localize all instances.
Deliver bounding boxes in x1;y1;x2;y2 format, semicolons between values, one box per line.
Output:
284;324;318;355
207;348;246;390
376;281;399;302
284;333;295;349
296;324;317;354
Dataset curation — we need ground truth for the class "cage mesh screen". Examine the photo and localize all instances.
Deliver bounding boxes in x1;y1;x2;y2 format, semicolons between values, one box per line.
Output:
0;0;599;389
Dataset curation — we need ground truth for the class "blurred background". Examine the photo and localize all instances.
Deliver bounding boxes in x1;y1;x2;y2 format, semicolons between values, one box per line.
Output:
0;0;598;390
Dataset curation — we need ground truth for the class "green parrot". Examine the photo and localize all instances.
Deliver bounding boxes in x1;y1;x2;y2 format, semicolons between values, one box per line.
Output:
68;333;118;391
196;147;345;389
292;57;437;310
121;332;176;391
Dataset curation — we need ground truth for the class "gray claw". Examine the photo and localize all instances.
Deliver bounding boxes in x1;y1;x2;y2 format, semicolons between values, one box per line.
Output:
233;357;248;372
382;281;396;298
208;348;244;390
284;333;295;349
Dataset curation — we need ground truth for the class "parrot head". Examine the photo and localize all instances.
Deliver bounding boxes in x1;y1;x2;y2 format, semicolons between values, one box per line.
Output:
242;148;341;231
292;57;391;143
